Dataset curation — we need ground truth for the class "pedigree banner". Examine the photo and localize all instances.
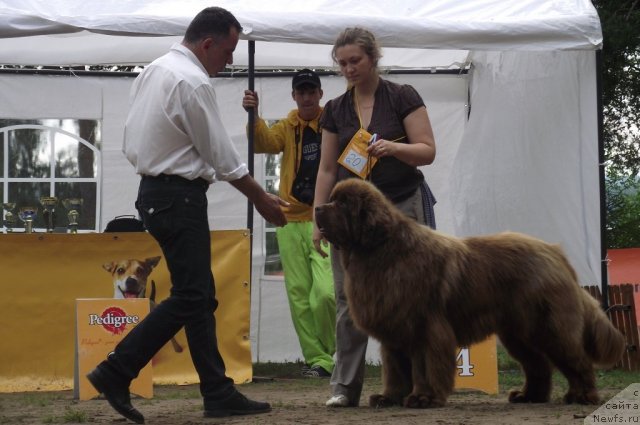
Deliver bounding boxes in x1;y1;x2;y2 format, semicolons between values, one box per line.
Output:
0;230;251;392
75;298;152;400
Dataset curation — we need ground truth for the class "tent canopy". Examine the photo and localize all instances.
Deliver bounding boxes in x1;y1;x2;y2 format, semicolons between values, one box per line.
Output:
0;0;605;287
0;0;605;362
0;0;602;67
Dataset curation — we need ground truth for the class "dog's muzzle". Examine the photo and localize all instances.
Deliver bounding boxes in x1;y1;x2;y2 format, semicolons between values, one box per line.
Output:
120;277;145;298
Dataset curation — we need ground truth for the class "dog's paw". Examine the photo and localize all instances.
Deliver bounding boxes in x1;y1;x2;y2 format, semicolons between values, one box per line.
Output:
563;388;600;405
404;393;446;408
508;390;549;403
369;394;398;408
508;390;527;403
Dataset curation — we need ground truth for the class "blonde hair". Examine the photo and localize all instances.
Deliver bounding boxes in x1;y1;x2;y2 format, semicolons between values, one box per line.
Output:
331;27;382;67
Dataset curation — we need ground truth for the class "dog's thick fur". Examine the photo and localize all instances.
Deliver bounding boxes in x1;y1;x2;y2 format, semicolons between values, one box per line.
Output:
314;179;625;409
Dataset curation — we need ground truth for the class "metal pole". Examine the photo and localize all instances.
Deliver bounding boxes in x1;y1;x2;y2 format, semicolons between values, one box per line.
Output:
596;49;609;310
246;40;259;361
247;40;255;231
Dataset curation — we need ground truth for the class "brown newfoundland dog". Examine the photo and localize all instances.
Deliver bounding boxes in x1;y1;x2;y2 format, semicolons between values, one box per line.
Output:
314;179;625;409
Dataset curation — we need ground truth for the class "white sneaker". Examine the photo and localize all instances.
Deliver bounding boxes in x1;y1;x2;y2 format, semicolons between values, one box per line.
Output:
325;394;349;407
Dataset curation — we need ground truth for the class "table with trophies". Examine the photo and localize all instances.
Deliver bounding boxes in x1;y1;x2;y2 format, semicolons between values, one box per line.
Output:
0;196;127;276
0;200;252;395
2;197;83;234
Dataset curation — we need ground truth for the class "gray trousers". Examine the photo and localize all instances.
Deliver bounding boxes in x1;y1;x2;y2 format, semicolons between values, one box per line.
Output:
329;186;428;406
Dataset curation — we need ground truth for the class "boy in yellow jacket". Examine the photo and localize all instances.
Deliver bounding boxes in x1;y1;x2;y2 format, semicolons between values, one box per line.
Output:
242;70;335;377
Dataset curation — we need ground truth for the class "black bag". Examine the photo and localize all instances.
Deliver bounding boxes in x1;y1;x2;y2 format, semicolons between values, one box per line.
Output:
104;215;145;232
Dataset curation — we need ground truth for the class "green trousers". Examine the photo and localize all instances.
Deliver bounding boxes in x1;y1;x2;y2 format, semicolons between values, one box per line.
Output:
276;221;336;372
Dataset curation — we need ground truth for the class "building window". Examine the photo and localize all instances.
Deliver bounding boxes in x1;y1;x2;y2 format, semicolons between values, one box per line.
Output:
0;119;101;233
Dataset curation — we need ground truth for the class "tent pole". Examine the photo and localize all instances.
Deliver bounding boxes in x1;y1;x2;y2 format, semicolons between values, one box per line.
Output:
596;49;609;310
246;39;259;361
247;40;255;235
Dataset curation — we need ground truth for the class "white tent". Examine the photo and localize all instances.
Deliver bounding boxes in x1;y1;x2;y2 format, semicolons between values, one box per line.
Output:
0;0;603;363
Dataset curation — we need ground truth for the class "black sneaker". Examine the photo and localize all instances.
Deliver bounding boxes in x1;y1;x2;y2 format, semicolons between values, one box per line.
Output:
302;365;331;378
300;364;311;376
204;391;271;418
86;366;145;424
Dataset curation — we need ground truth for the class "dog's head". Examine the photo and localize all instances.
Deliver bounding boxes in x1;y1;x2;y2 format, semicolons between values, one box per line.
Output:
102;256;161;299
314;179;398;250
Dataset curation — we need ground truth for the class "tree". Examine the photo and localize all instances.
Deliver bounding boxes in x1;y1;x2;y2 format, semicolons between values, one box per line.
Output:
593;0;640;176
606;172;640;248
592;1;640;248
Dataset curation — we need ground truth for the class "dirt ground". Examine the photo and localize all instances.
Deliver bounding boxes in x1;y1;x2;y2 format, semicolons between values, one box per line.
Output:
0;374;616;425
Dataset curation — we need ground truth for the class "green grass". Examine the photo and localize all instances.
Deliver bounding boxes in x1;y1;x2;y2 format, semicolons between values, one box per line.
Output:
254;345;519;379
253;345;640;398
42;407;87;423
253;360;382;379
496;344;521;370
252;360;307;378
17;392;61;408
495;345;640;398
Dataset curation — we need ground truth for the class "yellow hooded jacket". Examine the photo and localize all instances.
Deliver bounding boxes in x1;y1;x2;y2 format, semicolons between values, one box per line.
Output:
252;108;322;222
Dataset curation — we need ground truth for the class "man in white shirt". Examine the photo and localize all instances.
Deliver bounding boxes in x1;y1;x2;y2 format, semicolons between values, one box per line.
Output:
87;7;286;423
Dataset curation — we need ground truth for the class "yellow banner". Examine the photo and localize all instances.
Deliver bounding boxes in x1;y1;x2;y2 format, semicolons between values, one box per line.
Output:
0;230;251;392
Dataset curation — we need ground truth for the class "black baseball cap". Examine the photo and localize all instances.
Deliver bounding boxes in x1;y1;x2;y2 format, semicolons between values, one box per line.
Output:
292;69;321;89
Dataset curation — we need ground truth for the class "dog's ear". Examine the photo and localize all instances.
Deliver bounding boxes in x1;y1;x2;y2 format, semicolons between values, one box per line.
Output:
356;185;394;248
144;256;162;271
102;262;116;274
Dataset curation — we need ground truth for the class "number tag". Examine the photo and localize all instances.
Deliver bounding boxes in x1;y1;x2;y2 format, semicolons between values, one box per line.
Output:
456;347;475;377
337;129;378;179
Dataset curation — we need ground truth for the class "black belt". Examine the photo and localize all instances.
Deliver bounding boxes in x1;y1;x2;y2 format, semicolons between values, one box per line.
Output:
141;173;209;189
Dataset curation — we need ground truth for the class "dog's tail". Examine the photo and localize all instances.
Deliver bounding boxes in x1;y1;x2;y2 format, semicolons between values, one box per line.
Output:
149;280;156;303
582;293;626;367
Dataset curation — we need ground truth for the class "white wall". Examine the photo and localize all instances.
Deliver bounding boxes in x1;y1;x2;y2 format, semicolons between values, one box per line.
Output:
0;54;600;363
450;51;601;288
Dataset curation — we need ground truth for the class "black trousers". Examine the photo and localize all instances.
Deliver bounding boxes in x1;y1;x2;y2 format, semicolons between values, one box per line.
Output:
108;174;235;402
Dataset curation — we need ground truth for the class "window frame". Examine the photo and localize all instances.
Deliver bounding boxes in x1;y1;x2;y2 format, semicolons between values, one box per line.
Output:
0;123;102;233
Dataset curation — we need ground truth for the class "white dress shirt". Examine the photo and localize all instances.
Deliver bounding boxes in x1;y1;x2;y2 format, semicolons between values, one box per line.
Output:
123;43;248;183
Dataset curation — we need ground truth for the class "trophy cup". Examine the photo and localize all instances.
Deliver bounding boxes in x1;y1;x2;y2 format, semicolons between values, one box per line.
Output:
18;206;37;233
40;196;58;233
63;198;83;234
2;202;16;233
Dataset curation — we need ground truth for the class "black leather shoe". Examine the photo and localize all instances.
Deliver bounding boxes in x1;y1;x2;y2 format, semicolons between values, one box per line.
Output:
204;391;271;418
86;367;145;424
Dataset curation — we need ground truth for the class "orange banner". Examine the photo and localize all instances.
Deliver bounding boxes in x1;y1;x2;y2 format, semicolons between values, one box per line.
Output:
454;335;498;395
0;230;251;392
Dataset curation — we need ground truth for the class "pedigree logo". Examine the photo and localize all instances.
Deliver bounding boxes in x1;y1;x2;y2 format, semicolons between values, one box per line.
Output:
88;307;140;335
